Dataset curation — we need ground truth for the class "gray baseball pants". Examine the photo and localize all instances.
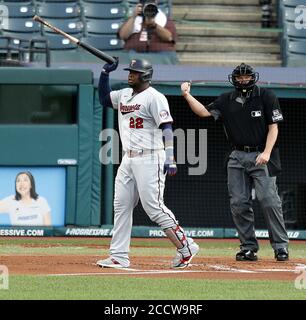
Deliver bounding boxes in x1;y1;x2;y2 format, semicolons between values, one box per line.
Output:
227;150;289;252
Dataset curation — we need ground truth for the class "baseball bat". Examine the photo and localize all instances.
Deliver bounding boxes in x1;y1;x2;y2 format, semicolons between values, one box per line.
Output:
33;15;116;64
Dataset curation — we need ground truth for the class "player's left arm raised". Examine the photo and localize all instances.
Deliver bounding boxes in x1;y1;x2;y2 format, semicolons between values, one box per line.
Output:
98;58;119;108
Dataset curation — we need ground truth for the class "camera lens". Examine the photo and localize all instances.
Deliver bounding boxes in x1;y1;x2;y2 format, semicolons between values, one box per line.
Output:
143;3;158;18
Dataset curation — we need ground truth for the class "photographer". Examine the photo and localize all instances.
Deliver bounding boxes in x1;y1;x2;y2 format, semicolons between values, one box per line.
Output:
118;0;177;63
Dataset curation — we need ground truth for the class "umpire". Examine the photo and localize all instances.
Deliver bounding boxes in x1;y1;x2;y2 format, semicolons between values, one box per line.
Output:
181;63;289;262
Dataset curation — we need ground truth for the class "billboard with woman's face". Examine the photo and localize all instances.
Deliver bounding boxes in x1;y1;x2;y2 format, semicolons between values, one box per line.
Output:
0;167;66;227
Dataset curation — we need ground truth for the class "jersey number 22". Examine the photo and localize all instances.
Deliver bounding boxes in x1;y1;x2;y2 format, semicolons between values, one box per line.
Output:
129;117;143;129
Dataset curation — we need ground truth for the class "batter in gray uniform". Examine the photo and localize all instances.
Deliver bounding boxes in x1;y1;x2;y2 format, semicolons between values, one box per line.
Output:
97;58;199;269
181;63;289;262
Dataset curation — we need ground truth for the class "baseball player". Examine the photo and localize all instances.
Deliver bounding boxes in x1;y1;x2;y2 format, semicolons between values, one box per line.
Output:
181;63;289;262
96;58;199;269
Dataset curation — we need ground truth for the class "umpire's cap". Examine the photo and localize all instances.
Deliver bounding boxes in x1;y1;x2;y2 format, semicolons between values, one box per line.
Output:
124;59;153;82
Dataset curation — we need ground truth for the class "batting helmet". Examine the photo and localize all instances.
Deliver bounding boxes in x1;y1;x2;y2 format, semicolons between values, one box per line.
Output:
228;63;259;94
124;59;153;83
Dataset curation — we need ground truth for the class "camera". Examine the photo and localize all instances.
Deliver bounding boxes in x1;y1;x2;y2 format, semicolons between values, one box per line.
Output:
139;0;158;18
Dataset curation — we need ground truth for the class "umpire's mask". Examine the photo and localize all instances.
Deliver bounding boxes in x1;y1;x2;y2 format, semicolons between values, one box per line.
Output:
228;63;259;95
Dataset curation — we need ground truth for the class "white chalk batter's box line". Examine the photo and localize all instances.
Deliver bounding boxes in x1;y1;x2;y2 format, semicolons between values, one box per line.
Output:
46;263;306;277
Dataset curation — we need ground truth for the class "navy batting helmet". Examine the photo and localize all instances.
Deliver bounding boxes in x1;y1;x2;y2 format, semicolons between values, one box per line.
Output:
124;59;153;83
228;63;259;94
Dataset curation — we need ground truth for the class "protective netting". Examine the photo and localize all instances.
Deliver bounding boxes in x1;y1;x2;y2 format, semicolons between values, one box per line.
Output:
116;95;306;230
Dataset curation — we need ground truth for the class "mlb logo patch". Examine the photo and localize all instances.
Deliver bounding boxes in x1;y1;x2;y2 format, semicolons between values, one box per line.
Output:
251;111;262;117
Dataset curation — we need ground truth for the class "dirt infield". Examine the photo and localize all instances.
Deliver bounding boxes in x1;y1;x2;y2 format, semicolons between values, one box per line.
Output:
1;254;305;281
1;237;305;281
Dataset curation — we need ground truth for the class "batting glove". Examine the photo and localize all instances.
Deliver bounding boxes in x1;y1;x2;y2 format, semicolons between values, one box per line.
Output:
164;161;177;176
102;57;119;74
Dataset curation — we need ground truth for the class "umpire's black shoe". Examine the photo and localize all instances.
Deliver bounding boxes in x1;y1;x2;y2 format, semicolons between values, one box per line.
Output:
236;250;258;261
274;248;289;261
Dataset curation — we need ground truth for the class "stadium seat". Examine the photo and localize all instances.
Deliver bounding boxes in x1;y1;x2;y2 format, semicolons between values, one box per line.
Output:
282;0;305;7
0;36;18;55
44;34;79;50
82;2;126;19
2;2;35;18
0;0;29;2
288;39;306;55
35;0;78;3
127;0;170;6
283;6;299;22
0;34;36;62
286;52;306;66
42;18;83;34
85;18;122;35
0;37;9;49
81;35;123;50
284;21;306;39
81;0;123;3
36;2;81;19
1;18;41;33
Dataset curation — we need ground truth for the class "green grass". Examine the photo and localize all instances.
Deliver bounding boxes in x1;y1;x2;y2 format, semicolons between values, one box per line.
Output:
1;238;305;259
0;276;305;300
0;238;306;300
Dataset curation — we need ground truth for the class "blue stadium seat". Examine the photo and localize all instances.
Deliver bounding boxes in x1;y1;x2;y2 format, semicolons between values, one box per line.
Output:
85;18;122;35
284;21;306;38
36;2;81;19
0;36;18;55
286;52;306;66
127;0;169;4
81;35;123;50
2;2;35;18
0;37;9;48
1;0;29;2
81;0;123;3
282;0;305;7
288;39;306;54
83;2;126;19
1;32;41;41
2;18;41;33
283;6;299;22
42;18;83;34
44;34;79;50
35;0;78;3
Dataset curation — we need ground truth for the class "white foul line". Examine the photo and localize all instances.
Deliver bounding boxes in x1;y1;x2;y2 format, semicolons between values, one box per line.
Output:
45;263;303;277
46;270;212;277
207;264;258;273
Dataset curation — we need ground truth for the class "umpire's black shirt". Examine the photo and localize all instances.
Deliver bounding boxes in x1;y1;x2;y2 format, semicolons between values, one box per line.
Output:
206;86;284;147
